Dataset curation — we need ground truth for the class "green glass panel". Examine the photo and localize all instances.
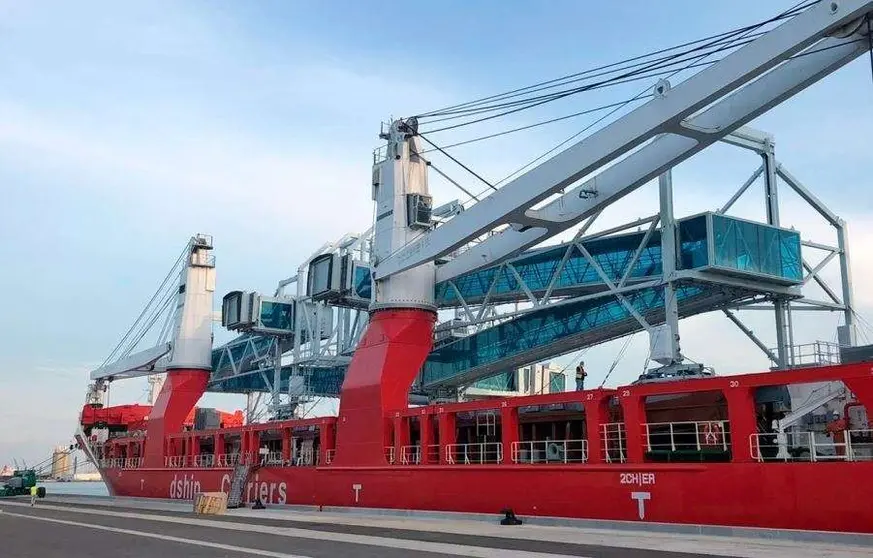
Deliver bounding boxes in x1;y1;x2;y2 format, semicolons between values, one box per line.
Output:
710;214;801;282
422;284;709;386
260;300;294;331
779;230;802;280
757;225;779;277
678;215;709;269
473;371;517;391
549;372;566;393
353;266;372;299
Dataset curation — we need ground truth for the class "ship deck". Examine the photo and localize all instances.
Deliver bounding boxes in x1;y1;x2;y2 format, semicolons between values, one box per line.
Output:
0;495;870;558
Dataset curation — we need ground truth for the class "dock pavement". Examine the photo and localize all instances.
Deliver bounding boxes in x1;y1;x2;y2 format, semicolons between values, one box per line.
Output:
0;495;870;557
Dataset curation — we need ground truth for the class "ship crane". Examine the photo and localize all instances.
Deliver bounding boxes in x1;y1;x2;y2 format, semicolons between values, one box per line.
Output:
376;2;873;282
75;3;873;532
323;0;873;465
83;1;873;470
86;234;216;467
88;234;215;385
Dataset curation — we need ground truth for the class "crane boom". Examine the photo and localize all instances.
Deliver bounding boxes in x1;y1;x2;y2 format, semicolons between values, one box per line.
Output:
373;0;873;281
437;34;869;282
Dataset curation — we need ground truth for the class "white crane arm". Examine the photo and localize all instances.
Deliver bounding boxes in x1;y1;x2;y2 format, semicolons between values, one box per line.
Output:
437;32;869;282
374;0;873;281
90;343;172;381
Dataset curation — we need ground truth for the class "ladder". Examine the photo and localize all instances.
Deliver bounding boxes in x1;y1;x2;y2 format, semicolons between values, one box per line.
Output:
226;463;252;509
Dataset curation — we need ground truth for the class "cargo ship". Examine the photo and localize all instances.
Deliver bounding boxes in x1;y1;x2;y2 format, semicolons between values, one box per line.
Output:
76;1;873;534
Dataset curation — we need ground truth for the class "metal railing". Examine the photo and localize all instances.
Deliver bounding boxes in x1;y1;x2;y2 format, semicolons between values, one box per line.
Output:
260;452;284;466
216;453;240;467
384;446;396;465
295;448;315;466
374;445;442;464
401;445;421;465
750;429;873;462
373;145;388;165
101;457;142;469
847;429;873;460
445;442;503;465
644;420;730;453
511;439;588;464
192;454;215;468
771;341;841;368
162;452;257;468
165;455;188;468
601;422;627;463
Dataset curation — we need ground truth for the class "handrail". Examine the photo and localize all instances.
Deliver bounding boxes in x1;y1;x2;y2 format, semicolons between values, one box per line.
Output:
216;453;240;467
847;429;873;461
99;427;873;469
401;445;421;465
601;422;626;464
384;446;396;465
750;429;873;462
295;448;315;466
101;457;140;469
395;444;443;464
239;452;258;465
644;420;730;453
511;439;588;464
445;442;503;465
261;452;284;466
192;454;215;468
165;455;188;468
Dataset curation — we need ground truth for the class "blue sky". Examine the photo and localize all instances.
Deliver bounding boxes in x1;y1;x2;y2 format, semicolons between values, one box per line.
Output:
1;0;872;464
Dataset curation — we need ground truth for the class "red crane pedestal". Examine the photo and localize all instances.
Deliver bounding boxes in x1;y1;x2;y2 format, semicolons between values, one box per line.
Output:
332;309;436;467
143;369;209;468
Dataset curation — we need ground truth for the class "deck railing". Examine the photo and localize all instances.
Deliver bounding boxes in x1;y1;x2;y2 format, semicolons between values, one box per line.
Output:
215;453;239;467
510;439;588;464
192;454;215;468
401;445;421;465
96;427;872;470
601;422;627;463
295;448;315;466
644;420;730;453
847;429;873;460
165;455;187;468
394;444;441;464
261;452;284;466
750;429;873;462
445;442;503;465
384;446;396;465
101;457;142;469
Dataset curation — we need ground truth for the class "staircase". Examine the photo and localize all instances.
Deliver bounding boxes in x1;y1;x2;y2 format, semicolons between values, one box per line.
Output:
226;463;252;508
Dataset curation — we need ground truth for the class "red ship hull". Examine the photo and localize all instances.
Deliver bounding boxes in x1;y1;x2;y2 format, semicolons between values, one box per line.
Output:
85;313;873;536
100;461;873;534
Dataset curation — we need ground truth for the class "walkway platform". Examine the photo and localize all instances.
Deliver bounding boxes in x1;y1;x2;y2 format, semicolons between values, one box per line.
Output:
1;495;869;558
209;212;804;395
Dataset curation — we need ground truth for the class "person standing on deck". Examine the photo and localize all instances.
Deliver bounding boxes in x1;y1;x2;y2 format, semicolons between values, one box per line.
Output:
575;363;587;391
